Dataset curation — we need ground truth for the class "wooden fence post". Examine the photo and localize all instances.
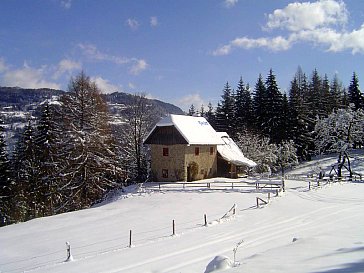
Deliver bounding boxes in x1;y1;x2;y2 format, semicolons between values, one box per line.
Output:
172;220;175;236
256;197;259;208
204;214;207;226
129;230;132;248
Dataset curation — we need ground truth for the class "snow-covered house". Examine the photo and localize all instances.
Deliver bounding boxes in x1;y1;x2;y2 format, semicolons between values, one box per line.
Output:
144;114;256;182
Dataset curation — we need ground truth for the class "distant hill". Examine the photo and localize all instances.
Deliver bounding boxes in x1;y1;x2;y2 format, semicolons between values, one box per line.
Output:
104;91;184;116
0;86;184;152
0;86;184;115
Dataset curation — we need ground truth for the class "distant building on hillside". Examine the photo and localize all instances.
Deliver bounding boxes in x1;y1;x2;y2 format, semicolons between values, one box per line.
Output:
144;114;256;182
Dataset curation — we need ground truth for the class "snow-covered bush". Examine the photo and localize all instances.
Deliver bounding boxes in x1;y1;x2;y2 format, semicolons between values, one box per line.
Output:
315;106;364;177
235;132;277;174
276;140;298;176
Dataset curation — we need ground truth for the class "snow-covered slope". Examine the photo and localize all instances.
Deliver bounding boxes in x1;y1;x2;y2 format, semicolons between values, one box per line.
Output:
1;152;364;273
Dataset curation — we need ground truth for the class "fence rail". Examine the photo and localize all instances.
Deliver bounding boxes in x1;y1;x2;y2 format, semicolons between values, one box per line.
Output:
145;178;283;192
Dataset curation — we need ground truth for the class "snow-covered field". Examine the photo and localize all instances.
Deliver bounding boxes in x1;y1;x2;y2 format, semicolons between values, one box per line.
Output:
1;151;364;273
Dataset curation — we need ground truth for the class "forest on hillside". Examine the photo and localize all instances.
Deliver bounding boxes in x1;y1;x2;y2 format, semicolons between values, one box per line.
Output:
189;67;364;170
1;68;364;226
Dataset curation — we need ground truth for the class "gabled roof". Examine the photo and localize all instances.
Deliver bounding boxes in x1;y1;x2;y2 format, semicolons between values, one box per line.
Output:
144;114;224;145
216;132;257;167
144;115;257;167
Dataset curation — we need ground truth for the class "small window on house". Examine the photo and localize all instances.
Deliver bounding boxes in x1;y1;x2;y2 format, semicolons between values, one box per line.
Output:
195;147;200;156
163;147;169;156
210;147;214;155
162;169;168;178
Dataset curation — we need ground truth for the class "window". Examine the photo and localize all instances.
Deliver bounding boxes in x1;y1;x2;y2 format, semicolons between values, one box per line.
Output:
162;169;168;178
195;147;200;156
163;147;169;156
210;147;214;155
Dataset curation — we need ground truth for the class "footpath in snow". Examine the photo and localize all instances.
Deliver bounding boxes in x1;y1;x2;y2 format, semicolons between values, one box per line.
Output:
0;151;364;273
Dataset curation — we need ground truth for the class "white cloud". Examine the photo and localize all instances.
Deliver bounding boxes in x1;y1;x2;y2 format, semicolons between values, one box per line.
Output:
60;0;72;9
129;59;148;75
0;58;7;73
232;36;292;51
126;18;140;30
224;0;238;8
53;59;81;79
150;16;159;27
128;82;136;89
265;0;348;32
1;63;60;89
213;0;364;55
176;93;207;112
214;36;292;55
213;45;232;56
79;43;148;74
91;76;121;94
78;43;129;64
145;93;158;100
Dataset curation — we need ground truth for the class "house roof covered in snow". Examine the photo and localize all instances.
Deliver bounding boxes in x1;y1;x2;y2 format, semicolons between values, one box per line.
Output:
216;132;257;167
144;114;224;145
144;115;257;167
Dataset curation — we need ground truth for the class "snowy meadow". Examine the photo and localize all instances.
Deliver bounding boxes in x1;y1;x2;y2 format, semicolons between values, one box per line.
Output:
1;151;364;273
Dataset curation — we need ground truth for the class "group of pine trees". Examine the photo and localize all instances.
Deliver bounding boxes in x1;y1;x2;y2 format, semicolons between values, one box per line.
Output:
0;72;156;226
191;67;363;161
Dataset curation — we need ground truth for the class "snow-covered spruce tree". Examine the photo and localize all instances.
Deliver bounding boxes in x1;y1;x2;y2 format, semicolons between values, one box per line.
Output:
289;68;314;160
59;72;120;211
276;140;298;176
34;101;64;216
116;93;159;183
0;115;12;226
315;106;364;178
11;120;39;221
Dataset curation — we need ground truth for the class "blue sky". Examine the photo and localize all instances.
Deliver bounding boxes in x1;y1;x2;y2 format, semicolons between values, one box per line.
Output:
0;0;363;110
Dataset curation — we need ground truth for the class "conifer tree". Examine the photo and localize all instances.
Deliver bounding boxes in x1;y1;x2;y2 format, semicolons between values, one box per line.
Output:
215;82;235;136
205;102;216;128
253;74;267;134
264;69;284;143
34;101;63;215
330;74;345;111
188;104;196;116
281;94;290;141
12;120;38;221
348;72;363;110
307;69;322;118
0;115;12;225
235;77;253;133
321;74;331;115
199;104;205;117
